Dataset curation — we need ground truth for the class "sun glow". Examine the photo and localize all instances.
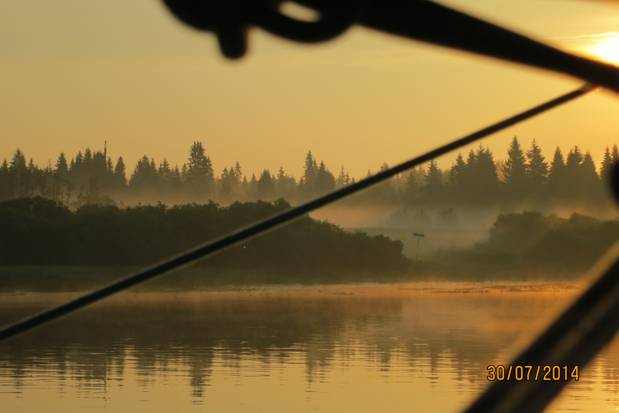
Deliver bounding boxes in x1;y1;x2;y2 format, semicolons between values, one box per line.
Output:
587;32;619;64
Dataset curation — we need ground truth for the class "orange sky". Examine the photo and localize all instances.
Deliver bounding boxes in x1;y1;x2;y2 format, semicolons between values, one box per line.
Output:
1;1;617;177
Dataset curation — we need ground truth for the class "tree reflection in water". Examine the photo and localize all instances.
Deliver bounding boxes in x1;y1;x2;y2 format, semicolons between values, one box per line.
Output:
0;286;617;412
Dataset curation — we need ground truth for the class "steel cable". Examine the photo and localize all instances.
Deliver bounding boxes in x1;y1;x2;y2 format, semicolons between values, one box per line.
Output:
465;246;619;412
0;84;594;342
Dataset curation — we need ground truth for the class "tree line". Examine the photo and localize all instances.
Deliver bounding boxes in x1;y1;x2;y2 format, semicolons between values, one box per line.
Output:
0;138;617;209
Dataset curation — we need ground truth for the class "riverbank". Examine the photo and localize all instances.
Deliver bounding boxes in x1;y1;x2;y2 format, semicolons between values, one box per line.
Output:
0;264;592;293
0;266;418;293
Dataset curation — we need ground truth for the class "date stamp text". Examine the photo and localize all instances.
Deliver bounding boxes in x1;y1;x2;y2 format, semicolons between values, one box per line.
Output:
486;365;580;382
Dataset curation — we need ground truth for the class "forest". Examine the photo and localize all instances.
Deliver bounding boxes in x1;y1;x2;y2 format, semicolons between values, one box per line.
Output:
1;137;617;286
0;138;617;210
0;196;616;288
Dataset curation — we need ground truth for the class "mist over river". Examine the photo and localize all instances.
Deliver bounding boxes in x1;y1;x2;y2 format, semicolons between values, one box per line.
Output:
0;282;617;412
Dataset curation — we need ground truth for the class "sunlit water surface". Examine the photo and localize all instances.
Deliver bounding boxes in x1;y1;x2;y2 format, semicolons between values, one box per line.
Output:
0;282;617;412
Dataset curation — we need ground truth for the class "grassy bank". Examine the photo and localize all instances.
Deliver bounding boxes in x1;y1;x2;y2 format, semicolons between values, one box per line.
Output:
0;266;418;293
0;261;592;293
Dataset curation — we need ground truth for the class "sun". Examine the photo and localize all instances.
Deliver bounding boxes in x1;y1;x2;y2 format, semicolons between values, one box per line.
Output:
588;32;619;65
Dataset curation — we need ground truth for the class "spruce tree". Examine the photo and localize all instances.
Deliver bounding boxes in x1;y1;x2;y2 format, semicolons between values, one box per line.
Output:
403;167;423;205
463;146;500;205
275;166;296;200
158;159;172;198
423;160;443;203
130;156;158;195
503;137;528;201
185;141;215;199
10;150;28;197
449;153;466;186
300;151;317;197
579;152;601;202
548;147;567;200
113;157;127;188
336;166;351;188
257;169;275;199
316;161;335;194
0;159;9;200
219;167;232;199
600;147;613;183
525;139;548;201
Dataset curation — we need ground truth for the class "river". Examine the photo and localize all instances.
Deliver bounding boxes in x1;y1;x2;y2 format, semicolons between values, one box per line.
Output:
0;282;617;412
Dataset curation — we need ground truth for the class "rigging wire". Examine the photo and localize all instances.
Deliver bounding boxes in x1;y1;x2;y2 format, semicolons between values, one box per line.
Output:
0;83;594;342
466;246;619;412
0;2;616;410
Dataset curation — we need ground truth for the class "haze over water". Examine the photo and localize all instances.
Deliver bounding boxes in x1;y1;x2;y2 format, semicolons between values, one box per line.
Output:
1;282;617;412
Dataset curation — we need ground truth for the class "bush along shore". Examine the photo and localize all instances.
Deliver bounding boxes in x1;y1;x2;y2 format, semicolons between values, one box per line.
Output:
0;197;410;282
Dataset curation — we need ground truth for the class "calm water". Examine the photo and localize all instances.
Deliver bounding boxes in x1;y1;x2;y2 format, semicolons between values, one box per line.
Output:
0;282;617;412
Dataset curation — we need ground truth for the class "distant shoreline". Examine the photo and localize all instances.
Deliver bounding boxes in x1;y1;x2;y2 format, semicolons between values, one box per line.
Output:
0;265;589;293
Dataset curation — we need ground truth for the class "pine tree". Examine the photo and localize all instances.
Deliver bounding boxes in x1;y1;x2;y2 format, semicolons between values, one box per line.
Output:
525;139;548;201
0;159;9;200
276;166;285;182
304;151;316;180
248;173;259;199
579;152;601;201
55;153;69;179
275;166;296;200
27;158;40;195
300;151;317;197
169;165;182;198
113;157;127;189
257;169;275;199
612;144;619;164
503;137;528;201
219;167;232;199
83;148;93;165
233;162;243;180
548;147;567;200
315;161;335;195
9;150;28;197
10;149;27;171
481;147;501;202
158;158;173;198
240;175;249;199
52;153;71;203
460;146;500;205
74;151;83;170
445;153;465;205
184;141;215;199
335;166;351;188
565;146;584;202
448;154;466;186
565;146;583;177
423;160;443;202
600;147;613;183
403;167;423;205
130;156;158;195
572;152;604;206
219;164;243;200
362;163;396;204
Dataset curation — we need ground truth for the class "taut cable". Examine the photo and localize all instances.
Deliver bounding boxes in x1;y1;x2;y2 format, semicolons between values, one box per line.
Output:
0;84;594;342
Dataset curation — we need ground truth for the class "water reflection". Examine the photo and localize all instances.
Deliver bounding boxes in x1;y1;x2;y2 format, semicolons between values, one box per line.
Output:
0;284;617;412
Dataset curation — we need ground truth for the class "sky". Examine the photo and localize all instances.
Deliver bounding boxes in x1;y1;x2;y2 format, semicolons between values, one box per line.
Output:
1;0;617;178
